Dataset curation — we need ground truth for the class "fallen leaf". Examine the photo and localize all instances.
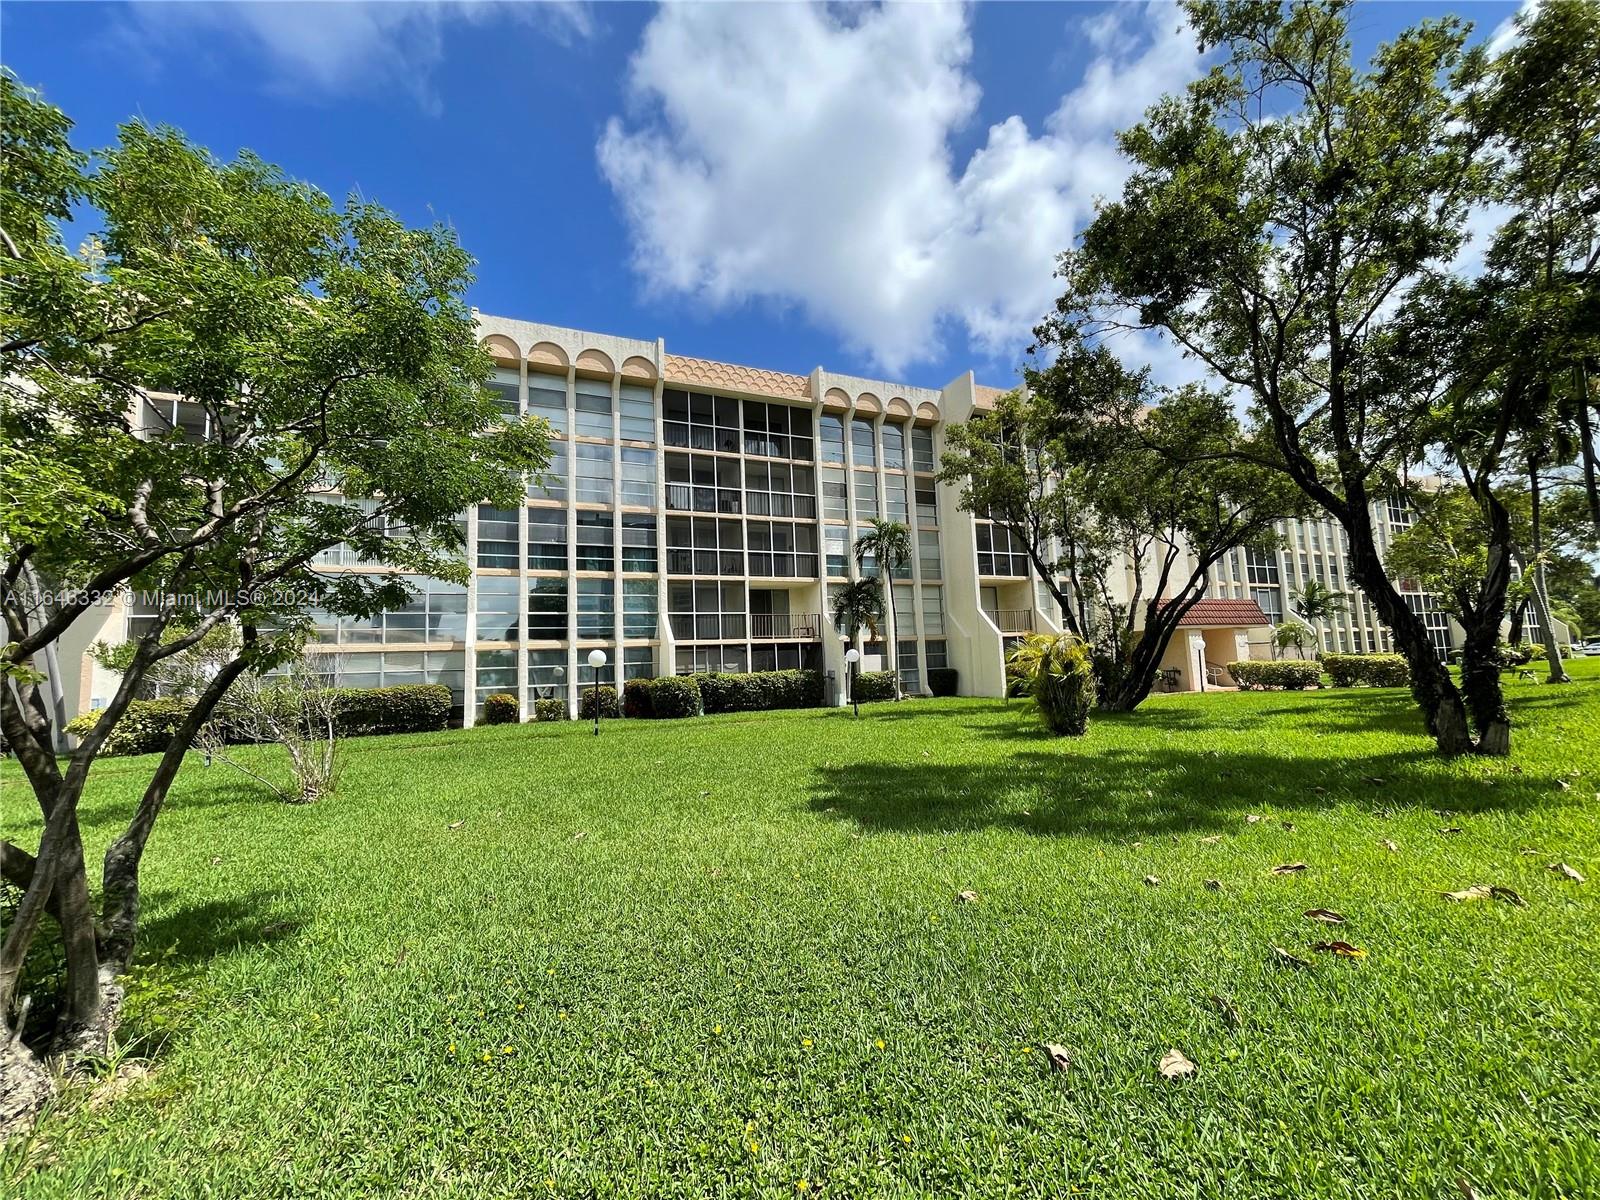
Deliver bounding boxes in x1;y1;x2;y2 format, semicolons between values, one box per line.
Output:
1457;1178;1480;1200
1199;835;1223;845
1245;814;1263;824
1158;1048;1198;1079
1303;908;1345;924
1489;886;1526;906
1281;821;1297;832
1204;879;1223;892
209;856;223;866
1270;862;1308;875
1312;940;1367;959
1381;839;1400;852
447;820;466;831
1443;885;1494;902
1439;826;1464;836
956;890;980;904
1209;995;1240;1028
1556;779;1571;791
1143;875;1161;887
1550;861;1585;883
1519;847;1543;856
1272;945;1313;968
572;831;587;841
1041;1043;1071;1072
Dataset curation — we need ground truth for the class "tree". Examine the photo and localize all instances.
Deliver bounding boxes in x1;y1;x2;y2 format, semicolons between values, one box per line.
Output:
830;579;884;646
1005;633;1096;736
0;78;548;1100
851;519;911;699
1272;619;1314;660
1049;0;1529;754
940;336;1303;711
1288;581;1348;655
197;651;343;805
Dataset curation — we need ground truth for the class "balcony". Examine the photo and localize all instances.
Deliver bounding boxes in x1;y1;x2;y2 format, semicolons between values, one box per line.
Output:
985;608;1034;633
751;613;823;640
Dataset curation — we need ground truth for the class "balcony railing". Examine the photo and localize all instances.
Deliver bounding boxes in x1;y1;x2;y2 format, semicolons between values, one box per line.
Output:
751;613;823;640
985;608;1034;633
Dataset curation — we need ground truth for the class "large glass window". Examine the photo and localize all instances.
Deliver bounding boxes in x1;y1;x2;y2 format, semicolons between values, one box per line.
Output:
821;468;848;521
750;642;819;673
619;383;655;444
620;446;656;507
574;377;613;440
884;474;908;524
850;418;877;467
825;527;849;577
527;577;568;640
853;472;879;520
476;506;519;569
911;426;935;473
476;575;520;643
473;649;518;711
897;639;919;693
882;421;905;470
676;644;748;674
914;479;937;525
576;577;614;639
527;648;566;700
921;586;945;635
664;451;741;514
528;508;567;571
819;414;845;464
527;370;566;434
662;390;739;453
976;522;1027;576
314;576;466;645
623;579;658;638
918;529;942;579
623;645;655;680
747;522;818;578
666;516;743;575
745;460;816;519
530;440;568;503
668;580;745;641
486;366;520;418
575;443;613;506
924;638;948;669
621;513;657;573
576;510;614;571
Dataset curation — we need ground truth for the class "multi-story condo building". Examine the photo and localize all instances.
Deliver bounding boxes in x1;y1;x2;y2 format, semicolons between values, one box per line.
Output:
61;315;1565;728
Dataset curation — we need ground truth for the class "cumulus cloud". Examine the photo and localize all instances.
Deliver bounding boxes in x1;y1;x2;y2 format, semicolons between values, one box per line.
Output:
598;1;1203;376
117;1;595;112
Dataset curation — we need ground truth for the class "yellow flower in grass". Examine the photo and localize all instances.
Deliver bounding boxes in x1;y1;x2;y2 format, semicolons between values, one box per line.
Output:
714;1024;723;1035
481;1051;492;1063
447;1042;457;1055
801;1038;813;1049
797;1181;810;1192
875;1039;886;1050
502;1045;514;1055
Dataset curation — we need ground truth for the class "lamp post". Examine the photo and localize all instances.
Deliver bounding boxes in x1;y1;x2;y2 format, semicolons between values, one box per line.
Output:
587;648;607;736
844;647;860;718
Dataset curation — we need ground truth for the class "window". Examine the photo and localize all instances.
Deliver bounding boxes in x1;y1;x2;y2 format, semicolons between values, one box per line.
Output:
675;644;748;674
668;580;745;641
884;474;908;524
623;579;658;638
750;642;819;672
576;577;614;639
527;648;566;700
664;451;741;514
662;389;739;453
527;370;566;434
486;366;520;418
821;468;848;521
897;639;919;693
747;521;818;578
976;523;1027;576
921;586;945;635
623;645;655;680
528;508;567;571
853;472;878;520
882;422;906;470
619;383;654;443
1252;587;1283;625
576;510;614;571
825;527;848;577
911;426;935;473
850;418;876;467
819;413;845;464
918;529;941;579
473;649;518;711
1404;591;1453;658
329;651;463;706
314;576;466;645
476;575;520;642
530;440;568;503
745;460;816;519
924;638;948;669
620;446;656;508
621;513;657;572
914;479;937;525
575;442;613;505
1246;546;1280;585
574;377;612;439
666;516;743;575
527;578;568;640
476;506;519;569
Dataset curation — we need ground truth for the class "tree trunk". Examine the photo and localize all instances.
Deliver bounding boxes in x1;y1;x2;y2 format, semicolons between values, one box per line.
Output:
1506;596;1528;646
1576;359;1599;542
1459;617;1511;757
883;576;901;701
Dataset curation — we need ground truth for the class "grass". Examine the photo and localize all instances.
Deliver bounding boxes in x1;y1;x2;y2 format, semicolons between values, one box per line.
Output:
3;663;1598;1199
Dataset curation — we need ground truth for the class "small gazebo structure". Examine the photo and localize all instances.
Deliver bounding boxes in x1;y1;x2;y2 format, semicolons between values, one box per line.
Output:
1151;599;1271;692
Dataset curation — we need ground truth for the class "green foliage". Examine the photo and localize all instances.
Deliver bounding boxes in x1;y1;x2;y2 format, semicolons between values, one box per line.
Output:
622;675;702;720
481;693;519;726
64;698;191;757
577;685;619;721
1228;660;1322;691
852;670;897;704
927;667;959;697
697;670;824;715
830;579;884;642
1006;633;1096;736
532;698;568;723
1323;655;1411;688
1272;620;1314;660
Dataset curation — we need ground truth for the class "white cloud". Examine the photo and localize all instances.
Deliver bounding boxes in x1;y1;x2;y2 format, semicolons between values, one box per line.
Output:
1486;0;1540;58
118;1;595;112
598;1;1204;376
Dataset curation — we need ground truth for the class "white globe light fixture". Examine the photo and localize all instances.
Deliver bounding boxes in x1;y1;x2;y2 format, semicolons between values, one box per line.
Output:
587;649;608;735
844;648;861;717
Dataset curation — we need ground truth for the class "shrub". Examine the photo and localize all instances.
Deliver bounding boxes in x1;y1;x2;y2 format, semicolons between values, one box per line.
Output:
642;675;703;719
65;698;192;757
852;670;897;703
622;677;655;719
1006;633;1094;736
481;693;519;725
532;697;568;722
328;684;451;736
698;670;825;714
1228;660;1321;690
928;667;959;697
1323;654;1410;688
577;684;619;720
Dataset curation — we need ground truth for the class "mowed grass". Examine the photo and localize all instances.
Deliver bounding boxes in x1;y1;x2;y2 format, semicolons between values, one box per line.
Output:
4;665;1599;1199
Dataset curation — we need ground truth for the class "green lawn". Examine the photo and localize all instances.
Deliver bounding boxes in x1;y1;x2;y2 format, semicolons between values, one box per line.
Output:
5;664;1599;1199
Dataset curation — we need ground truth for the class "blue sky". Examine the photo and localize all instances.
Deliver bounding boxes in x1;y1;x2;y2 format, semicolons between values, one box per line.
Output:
3;1;1521;390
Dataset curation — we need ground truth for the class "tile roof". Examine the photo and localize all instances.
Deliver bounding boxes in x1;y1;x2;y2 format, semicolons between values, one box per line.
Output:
1160;598;1272;628
973;384;1009;407
664;354;810;400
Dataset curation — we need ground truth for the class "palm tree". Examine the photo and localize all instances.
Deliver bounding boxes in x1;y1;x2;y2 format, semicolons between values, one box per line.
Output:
830;579;884;707
1289;580;1348;655
1005;632;1095;736
853;520;912;699
1272;619;1314;660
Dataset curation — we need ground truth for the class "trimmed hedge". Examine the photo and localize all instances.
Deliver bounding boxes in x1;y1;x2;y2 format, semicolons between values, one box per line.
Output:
623;675;702;719
532;697;568;722
481;693;519;725
1323;654;1410;688
67;683;451;756
577;684;619;720
1228;660;1321;691
698;670;824;714
852;670;897;703
928;667;959;697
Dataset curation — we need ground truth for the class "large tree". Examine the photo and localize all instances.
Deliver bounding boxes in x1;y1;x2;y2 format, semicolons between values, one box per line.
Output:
940;338;1303;711
0;76;548;1110
852;519;912;699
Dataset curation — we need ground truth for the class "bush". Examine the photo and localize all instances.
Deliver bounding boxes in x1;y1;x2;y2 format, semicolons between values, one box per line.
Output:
481;693;519;725
1228;660;1321;690
624;675;701;719
928;667;959;697
852;670;897;703
577;684;619;720
328;684;451;736
622;677;656;719
1006;634;1094;736
1323;654;1410;688
532;697;568;722
698;670;824;714
65;698;192;757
